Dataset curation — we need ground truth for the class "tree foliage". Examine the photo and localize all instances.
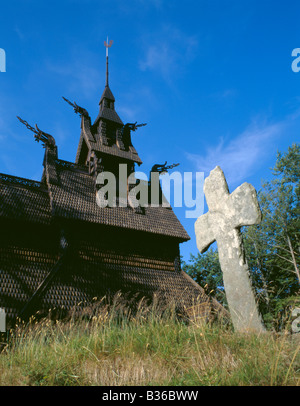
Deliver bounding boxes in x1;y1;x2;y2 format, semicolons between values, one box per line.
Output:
183;143;300;330
182;248;226;305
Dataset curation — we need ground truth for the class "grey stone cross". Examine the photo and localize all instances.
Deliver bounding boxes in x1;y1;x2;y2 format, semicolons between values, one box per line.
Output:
195;166;266;333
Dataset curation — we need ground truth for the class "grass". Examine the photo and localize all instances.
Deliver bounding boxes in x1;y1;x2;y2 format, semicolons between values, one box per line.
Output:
0;294;299;386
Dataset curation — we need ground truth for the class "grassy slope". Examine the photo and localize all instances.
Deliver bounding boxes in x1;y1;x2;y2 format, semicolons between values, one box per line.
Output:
0;297;299;386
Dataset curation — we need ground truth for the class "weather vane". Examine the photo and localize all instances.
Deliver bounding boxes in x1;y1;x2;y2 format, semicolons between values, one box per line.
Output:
104;37;113;57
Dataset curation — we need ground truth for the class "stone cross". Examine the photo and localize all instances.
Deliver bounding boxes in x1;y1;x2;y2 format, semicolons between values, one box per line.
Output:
195;166;266;333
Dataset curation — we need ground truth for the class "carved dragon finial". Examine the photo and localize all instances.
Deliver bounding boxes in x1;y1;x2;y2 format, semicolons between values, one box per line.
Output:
120;122;147;150
62;97;90;119
17;116;56;149
151;161;180;175
122;122;147;133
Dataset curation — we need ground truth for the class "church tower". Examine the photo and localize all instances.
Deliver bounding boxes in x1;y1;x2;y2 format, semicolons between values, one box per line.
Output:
0;40;227;325
74;39;142;185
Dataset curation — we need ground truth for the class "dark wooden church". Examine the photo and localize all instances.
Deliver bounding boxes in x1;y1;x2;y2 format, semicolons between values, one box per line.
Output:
0;43;224;325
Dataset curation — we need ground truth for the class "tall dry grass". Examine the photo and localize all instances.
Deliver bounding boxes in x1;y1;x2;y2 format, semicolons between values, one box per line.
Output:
0;294;299;386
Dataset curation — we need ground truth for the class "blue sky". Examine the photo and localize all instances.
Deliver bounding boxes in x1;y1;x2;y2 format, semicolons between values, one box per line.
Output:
0;0;300;261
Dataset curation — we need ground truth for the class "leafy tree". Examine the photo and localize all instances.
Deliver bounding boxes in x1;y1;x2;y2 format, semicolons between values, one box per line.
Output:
243;143;300;329
182;248;226;306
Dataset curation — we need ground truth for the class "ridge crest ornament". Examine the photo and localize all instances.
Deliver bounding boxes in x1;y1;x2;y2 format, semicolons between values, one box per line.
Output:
195;166;266;333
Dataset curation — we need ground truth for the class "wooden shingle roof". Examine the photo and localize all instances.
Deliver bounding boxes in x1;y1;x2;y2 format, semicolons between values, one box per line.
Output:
0;161;190;241
49;160;190;241
0;173;52;225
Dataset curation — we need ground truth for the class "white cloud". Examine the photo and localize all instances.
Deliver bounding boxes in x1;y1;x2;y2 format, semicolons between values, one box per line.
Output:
139;25;198;84
46;60;101;99
117;105;138;122
185;119;284;186
139;43;174;78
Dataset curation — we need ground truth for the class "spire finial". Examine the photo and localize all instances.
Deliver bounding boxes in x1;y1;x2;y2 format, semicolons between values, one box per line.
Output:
104;37;113;87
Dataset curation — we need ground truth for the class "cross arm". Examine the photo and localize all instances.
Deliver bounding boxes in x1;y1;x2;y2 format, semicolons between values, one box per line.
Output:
194;212;216;253
229;182;262;227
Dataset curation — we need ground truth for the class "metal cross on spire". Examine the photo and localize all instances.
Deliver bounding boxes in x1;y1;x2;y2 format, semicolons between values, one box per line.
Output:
104;37;113;86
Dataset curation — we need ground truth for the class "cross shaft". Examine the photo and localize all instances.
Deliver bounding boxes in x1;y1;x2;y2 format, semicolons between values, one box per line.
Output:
195;166;265;333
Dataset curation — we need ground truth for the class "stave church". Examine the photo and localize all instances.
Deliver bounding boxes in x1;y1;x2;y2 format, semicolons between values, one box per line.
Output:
0;42;225;325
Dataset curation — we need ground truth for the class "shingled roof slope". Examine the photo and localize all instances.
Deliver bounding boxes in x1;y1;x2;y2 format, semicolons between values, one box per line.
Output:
0;174;52;225
91;134;142;163
0;160;190;241
0;240;213;322
93;107;123;126
49;161;190;241
77;114;142;164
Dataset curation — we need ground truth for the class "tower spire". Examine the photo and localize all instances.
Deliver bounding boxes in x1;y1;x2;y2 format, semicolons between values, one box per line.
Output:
104;37;113;87
95;38;123;126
